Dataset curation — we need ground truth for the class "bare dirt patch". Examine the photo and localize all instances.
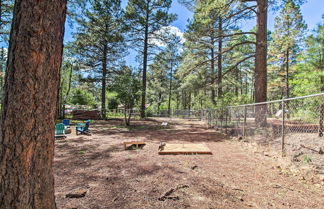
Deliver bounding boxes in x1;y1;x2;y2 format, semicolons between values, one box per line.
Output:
54;118;323;209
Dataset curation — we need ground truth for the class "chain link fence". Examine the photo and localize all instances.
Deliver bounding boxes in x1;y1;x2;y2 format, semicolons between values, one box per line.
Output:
201;93;324;158
103;94;323;164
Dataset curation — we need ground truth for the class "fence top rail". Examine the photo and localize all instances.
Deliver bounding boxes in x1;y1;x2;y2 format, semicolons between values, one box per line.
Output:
227;92;324;108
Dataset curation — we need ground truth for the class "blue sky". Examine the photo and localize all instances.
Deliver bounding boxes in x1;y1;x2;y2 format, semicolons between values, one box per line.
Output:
64;0;324;66
65;0;324;41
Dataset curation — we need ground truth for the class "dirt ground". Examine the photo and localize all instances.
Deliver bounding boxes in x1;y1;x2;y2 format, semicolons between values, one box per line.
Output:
54;118;324;209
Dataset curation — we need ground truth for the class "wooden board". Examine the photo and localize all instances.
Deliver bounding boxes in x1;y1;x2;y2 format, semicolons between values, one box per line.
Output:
123;141;146;150
158;143;212;155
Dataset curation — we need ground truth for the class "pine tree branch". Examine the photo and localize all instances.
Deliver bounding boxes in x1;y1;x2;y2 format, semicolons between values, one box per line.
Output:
222;55;255;77
226;5;257;19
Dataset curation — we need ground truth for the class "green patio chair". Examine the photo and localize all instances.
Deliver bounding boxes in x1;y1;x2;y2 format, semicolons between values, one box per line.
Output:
55;123;66;139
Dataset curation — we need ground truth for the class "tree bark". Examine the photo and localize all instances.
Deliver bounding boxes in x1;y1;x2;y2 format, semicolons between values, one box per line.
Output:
168;60;173;116
235;67;239;96
0;0;67;208
140;3;149;119
210;45;216;105
101;43;107;120
157;93;161;114
217;17;223;99
285;48;289;98
255;0;268;127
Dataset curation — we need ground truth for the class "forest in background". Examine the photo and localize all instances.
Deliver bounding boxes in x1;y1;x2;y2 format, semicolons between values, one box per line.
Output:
0;0;323;120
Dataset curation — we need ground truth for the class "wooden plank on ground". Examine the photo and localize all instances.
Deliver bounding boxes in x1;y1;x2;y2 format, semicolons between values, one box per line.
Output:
123;141;146;150
158;143;212;155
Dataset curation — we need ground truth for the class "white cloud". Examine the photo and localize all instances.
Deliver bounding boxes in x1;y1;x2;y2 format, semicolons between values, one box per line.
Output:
149;25;185;47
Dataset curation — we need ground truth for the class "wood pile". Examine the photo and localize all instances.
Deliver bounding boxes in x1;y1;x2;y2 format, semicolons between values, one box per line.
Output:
72;110;101;120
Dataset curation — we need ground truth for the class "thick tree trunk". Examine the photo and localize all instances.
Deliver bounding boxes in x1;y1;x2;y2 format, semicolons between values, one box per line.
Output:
101;44;107;120
0;0;67;208
255;0;268;127
217;17;223;99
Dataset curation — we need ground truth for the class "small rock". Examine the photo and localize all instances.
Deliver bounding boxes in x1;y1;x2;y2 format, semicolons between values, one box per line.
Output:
191;165;198;170
319;147;323;155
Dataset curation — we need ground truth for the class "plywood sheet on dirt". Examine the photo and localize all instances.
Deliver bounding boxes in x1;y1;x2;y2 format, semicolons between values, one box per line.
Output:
159;143;212;155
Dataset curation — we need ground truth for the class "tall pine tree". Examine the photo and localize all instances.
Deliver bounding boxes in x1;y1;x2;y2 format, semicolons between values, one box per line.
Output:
125;0;176;118
269;0;306;98
72;0;125;119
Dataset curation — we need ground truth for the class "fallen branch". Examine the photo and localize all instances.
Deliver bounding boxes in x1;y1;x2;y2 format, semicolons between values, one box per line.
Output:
65;189;87;198
158;185;189;201
300;145;322;154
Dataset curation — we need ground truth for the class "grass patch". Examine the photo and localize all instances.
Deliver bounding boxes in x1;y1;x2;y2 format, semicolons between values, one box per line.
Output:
303;155;312;163
79;150;87;155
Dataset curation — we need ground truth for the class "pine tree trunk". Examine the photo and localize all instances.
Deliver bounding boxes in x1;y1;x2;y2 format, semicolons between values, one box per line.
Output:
285;49;289;98
0;0;67;208
320;65;323;92
63;65;73;119
168;60;173;116
255;0;268;127
188;91;191;111
157;93;161;114
217;17;223;99
210;46;216;105
141;6;149;119
210;28;216;105
183;90;187;109
235;67;239;96
101;43;107;120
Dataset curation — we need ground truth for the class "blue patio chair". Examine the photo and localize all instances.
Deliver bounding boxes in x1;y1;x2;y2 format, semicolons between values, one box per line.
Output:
76;120;91;135
62;119;70;128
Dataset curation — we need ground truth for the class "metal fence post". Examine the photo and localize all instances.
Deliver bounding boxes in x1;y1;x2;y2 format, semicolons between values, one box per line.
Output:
281;98;285;157
319;104;324;137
